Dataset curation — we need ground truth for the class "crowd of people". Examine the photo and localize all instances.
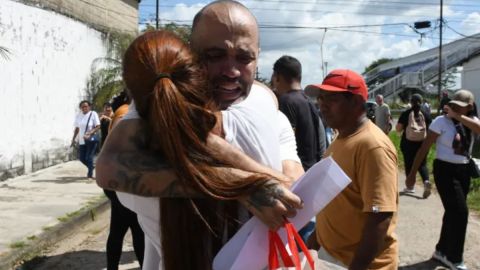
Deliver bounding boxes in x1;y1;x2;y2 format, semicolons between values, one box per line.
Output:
66;1;479;270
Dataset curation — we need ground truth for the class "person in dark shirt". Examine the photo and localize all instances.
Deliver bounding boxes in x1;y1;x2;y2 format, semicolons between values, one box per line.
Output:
396;94;433;198
271;55;326;244
272;55;326;171
439;90;450;115
99;102;113;148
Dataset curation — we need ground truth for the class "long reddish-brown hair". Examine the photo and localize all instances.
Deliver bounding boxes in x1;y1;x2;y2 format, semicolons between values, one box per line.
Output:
123;30;269;269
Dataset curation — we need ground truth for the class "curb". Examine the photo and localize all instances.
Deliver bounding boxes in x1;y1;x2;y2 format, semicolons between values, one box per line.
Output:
0;197;110;270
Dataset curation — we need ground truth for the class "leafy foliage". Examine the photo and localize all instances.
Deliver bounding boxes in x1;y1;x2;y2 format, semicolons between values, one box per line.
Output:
363;58;394;74
86;23;193;110
85;32;134;110
440;67;458;90
142;22;192;43
0;46;11;61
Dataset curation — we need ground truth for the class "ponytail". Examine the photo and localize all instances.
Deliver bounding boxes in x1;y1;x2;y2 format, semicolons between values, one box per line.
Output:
123;30;272;270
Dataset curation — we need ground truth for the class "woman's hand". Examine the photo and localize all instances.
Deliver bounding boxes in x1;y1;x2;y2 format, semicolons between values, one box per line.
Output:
83;132;91;140
239;180;303;231
444;105;460;120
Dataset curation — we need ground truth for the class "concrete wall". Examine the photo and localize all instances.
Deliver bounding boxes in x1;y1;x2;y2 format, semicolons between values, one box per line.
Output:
15;0;139;35
0;0;108;180
462;55;480;106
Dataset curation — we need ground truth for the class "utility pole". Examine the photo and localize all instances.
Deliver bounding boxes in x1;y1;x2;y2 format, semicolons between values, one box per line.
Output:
156;0;159;29
320;29;327;78
437;0;444;103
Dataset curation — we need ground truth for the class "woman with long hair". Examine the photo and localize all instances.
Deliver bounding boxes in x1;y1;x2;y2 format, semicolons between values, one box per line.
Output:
406;90;480;270
119;30;300;269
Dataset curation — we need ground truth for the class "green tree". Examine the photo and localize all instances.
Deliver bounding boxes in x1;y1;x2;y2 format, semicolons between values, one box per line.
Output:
85;32;134;110
363;58;394;74
142;22;191;43
86;23;192;109
440;67;458;90
0;46;11;61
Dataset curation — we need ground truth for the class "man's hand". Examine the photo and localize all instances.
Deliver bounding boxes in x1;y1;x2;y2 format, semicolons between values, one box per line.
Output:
239;180;303;230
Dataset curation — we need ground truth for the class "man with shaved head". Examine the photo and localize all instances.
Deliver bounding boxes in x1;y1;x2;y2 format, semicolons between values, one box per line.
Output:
191;0;260;110
96;1;304;269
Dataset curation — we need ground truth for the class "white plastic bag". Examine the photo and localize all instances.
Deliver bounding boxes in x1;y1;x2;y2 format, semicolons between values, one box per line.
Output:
213;157;351;270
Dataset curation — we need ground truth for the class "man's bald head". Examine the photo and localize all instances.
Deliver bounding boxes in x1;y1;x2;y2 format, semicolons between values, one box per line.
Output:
191;0;259;53
190;0;260;109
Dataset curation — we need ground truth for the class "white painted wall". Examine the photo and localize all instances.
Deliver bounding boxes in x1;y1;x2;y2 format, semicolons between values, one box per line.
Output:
462;55;480;107
0;0;107;178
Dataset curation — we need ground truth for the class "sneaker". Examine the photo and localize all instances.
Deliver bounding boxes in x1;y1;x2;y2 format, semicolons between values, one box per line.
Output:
432;250;447;263
423;181;432;199
402;187;415;194
432;250;468;270
452;262;468;270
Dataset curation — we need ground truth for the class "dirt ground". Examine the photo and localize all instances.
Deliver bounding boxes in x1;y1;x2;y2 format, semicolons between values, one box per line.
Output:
18;177;480;270
17;209;140;270
397;182;480;270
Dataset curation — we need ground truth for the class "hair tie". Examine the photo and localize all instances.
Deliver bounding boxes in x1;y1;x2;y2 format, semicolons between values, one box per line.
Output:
155;73;171;82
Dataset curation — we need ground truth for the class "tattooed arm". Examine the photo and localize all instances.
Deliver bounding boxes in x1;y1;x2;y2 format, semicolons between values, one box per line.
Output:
97;119;202;197
96;119;302;228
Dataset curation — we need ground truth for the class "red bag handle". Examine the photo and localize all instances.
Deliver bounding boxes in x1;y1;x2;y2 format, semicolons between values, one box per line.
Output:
268;221;315;270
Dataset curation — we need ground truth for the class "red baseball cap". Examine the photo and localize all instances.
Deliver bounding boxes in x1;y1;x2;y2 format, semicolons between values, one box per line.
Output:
305;69;368;101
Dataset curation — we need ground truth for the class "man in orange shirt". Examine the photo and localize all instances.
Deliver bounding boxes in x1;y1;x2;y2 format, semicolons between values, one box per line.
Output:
306;69;398;270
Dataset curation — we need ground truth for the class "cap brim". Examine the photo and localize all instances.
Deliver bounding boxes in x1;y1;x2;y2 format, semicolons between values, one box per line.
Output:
449;100;469;107
305;84;348;97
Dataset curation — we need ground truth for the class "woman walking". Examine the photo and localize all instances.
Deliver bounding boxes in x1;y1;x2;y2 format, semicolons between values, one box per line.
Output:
406;90;480;270
71;100;100;178
397;94;432;198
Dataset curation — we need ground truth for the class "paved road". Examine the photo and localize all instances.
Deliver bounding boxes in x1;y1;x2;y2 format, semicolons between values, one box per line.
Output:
18;177;480;270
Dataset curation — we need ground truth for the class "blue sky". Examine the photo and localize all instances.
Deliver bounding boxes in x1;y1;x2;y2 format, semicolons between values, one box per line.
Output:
138;0;480;87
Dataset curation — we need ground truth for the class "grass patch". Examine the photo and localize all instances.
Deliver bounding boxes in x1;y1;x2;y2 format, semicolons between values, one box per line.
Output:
9;241;26;249
57;209;82;222
55;195;106;223
26;235;37;241
41;225;53;232
89;228;103;235
388;131;436;173
468;178;480;212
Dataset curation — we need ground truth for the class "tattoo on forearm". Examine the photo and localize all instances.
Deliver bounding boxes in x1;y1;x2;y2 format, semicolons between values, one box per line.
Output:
246;181;284;211
109;169;156;196
109;150;203;197
117;152;170;172
105;124;203;198
161;180;204;198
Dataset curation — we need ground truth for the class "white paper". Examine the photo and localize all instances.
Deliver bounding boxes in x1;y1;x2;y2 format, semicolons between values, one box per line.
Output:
213;156;351;270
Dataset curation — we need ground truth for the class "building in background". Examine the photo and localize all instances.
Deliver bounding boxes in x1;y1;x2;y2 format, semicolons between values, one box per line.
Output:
462;55;480;107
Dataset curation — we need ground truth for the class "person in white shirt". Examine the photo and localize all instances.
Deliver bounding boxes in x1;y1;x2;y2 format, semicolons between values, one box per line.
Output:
406;90;480;270
96;6;304;268
71;100;100;178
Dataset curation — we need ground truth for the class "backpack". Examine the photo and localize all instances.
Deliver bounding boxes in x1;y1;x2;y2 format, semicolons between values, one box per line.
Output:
405;110;427;141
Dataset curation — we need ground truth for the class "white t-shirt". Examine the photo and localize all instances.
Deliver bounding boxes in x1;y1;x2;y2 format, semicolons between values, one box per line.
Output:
74;111;100;145
118;84;300;269
429;115;478;164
